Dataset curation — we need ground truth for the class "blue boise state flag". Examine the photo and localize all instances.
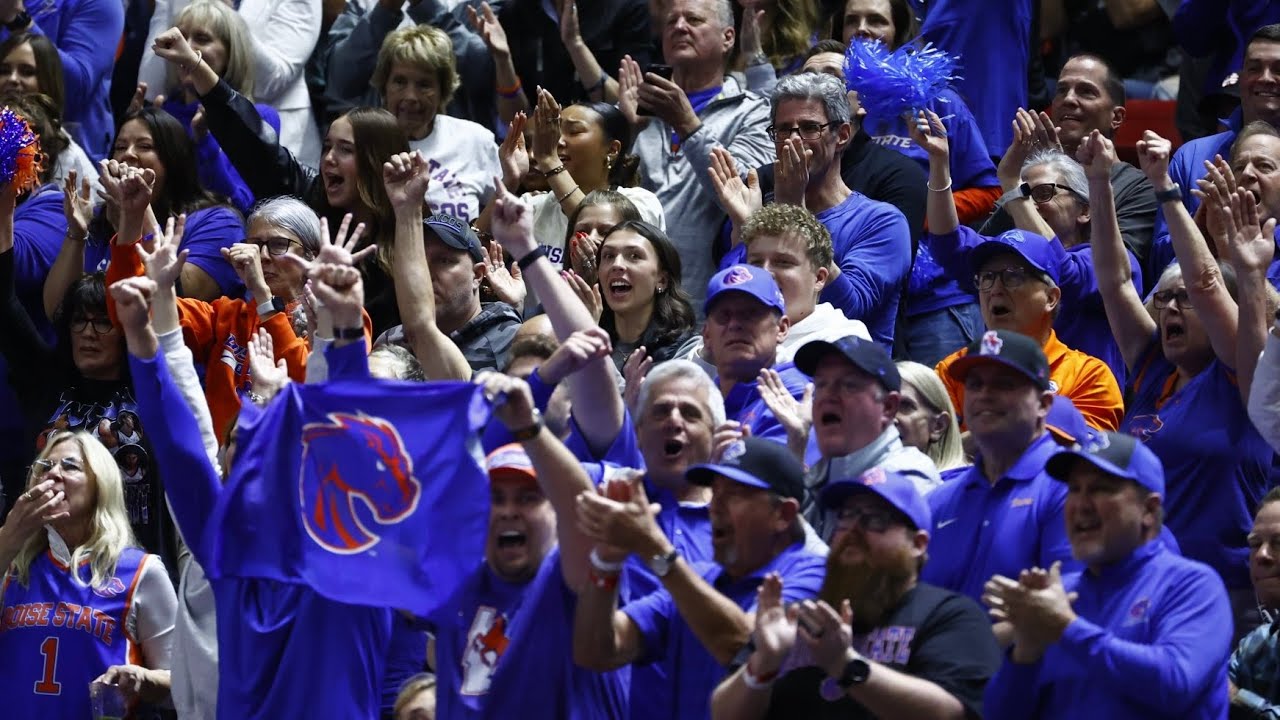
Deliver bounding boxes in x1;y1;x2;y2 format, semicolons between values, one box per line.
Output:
204;379;492;616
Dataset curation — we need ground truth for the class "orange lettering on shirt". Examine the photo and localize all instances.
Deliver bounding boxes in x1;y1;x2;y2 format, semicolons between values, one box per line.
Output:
52;602;68;627
75;606;93;633
37;602;53;626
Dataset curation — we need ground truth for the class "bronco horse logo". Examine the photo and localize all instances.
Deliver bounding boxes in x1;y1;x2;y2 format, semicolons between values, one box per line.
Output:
299;412;422;554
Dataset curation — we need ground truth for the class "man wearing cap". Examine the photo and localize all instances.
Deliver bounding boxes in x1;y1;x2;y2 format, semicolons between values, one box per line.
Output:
793;335;941;538
982;431;1232;720
922;329;1076;605
428;373;628;719
928;226;1123;431
702;264;812;444
710;467;1001;720
1229;487;1280;715
573;437;825;720
378;212;521;372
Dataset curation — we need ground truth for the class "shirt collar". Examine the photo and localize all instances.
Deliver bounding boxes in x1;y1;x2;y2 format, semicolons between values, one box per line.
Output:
1083;538;1162;585
712;541;809;590
969;431;1057;485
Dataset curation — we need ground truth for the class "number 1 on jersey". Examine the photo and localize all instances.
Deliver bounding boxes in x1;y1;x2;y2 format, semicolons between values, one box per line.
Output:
34;636;61;694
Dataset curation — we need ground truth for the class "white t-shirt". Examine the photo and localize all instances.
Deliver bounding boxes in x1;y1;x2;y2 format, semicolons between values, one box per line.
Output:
410;115;501;224
527;185;666;269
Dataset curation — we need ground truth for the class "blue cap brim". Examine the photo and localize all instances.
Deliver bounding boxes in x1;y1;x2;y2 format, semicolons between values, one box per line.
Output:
686;463;771;491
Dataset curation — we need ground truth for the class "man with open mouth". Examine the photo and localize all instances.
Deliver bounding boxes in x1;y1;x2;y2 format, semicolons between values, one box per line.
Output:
983;431;1232;720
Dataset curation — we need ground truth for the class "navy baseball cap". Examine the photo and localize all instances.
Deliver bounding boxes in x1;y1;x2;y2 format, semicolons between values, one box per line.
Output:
424;213;485;262
686;437;804;501
970;229;1060;285
704;264;786;315
948;329;1051;391
793;335;901;391
819;466;931;532
1046;431;1166;495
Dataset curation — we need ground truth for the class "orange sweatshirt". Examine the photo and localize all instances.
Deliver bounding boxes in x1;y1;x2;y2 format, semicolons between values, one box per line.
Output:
936;329;1124;432
105;242;373;438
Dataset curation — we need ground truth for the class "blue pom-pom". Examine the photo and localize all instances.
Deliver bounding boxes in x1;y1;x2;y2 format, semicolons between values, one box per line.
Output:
0;107;38;190
843;39;959;121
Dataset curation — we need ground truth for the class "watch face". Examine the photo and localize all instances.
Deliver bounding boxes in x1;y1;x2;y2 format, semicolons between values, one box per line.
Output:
839;657;871;688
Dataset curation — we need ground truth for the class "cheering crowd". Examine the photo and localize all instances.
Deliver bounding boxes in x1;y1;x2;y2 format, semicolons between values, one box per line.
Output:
1;0;1280;717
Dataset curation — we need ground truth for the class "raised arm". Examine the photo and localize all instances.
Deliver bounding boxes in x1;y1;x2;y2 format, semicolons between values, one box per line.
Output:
42;170;93;319
323;0;401;108
383;151;472;380
993;109;1060;240
245;0;320;101
1215;186;1277;404
1081;130;1155;370
1154;137;1240;366
490;179;624;455
19;0;123;122
912;109;960;235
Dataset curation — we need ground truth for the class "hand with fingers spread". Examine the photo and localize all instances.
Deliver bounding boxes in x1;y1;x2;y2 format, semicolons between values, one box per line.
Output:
982;562;1076;662
482;240;527;308
136;214;189;290
758;369;812;458
490;179;537;258
1075;130;1116;182
0;478;69;550
1217;188;1278;275
383;150;431;214
62;169;93;242
795;599;856;679
575;473;667;559
248;327;290;403
621;346;652;411
738;7;766;60
1028;109;1062;153
998;108;1042;191
907;109;950;160
466;2;510;58
531;87;565;173
475;370;540;431
94;665;170;705
563;269;602;323
708;147;761;228
751;573;798;675
315;213;374;267
499;112;530;191
774;136;811;207
540;326;612;384
617;55;645;127
1135;131;1174;188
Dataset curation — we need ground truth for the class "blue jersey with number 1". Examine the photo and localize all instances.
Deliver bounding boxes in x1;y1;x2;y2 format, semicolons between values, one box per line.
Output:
0;546;148;718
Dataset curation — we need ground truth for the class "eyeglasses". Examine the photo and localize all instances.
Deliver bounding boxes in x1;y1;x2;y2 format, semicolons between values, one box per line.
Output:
30;457;84;476
1152;289;1192;309
245;237;302;257
70;315;114;334
974;267;1042;292
1022;182;1085;204
834;506;899;533
766;121;837;142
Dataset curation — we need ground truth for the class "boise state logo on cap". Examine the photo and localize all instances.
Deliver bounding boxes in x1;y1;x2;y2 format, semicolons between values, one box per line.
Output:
997;229;1026;244
721;439;747;464
979;330;1003;356
723;266;754;285
860;466;888;486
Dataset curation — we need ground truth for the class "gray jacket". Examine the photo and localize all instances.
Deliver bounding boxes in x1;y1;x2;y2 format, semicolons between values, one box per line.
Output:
634;75;774;310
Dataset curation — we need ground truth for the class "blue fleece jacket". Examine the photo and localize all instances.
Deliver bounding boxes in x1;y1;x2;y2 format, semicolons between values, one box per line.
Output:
984;540;1232;720
1;0;124;161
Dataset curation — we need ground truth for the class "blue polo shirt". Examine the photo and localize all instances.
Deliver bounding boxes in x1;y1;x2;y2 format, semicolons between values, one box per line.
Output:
1121;338;1272;590
622;542;825;720
432;549;628;720
921;432;1077;603
720;361;811;444
984;540;1232;720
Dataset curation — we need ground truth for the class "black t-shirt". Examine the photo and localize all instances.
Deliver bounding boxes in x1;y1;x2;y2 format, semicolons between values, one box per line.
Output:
765;583;1001;719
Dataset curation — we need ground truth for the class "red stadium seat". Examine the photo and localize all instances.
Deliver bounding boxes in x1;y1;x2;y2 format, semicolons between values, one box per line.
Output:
1115;100;1181;165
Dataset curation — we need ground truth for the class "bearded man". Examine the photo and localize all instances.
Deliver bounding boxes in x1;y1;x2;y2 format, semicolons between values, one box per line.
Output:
710;468;1001;720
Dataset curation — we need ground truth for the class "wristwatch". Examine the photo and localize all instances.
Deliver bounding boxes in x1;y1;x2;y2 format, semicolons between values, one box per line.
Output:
1154;184;1182;204
1017;181;1033;200
836;654;871;689
647;548;679;577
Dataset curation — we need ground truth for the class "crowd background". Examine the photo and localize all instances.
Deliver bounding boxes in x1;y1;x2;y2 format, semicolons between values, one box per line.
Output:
2;0;1280;718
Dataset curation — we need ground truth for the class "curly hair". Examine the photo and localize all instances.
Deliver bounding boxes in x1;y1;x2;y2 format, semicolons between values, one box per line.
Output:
741;203;834;272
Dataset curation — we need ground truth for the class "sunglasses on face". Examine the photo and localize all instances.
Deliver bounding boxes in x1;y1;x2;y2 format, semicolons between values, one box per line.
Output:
1021;182;1084;204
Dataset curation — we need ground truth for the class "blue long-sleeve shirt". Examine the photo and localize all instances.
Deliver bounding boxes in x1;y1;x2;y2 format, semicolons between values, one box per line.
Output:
925;225;1141;383
10;184;68;335
129;342;393;720
162;97;283;215
984;540;1232;720
2;0;124;161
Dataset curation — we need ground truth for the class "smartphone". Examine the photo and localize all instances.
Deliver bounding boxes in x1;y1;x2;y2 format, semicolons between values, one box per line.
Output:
637;64;675;117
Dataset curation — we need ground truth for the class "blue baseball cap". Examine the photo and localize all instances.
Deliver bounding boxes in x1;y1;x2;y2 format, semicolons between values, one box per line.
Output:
1046;431;1165;495
704;265;786;315
424;213;485;263
970;229;1060;285
794;335;900;391
1046;395;1088;445
819;466;931;531
948;329;1051;391
686;436;805;501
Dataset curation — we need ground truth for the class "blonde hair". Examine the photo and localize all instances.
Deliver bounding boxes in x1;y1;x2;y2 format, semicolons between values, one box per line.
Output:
393;673;437;719
372;25;460;107
11;432;137;589
172;1;256;98
895;361;966;471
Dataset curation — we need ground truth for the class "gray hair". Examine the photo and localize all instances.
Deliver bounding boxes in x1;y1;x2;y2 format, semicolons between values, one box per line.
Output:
1021;148;1089;205
369;342;425;381
634;359;727;428
772;72;852;127
248;196;323;259
707;0;733;30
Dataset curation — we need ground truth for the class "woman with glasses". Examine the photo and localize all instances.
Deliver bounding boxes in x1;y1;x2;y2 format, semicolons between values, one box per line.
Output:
0;432;178;718
1091;129;1274;637
103;191;370;441
914;109;1140;384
